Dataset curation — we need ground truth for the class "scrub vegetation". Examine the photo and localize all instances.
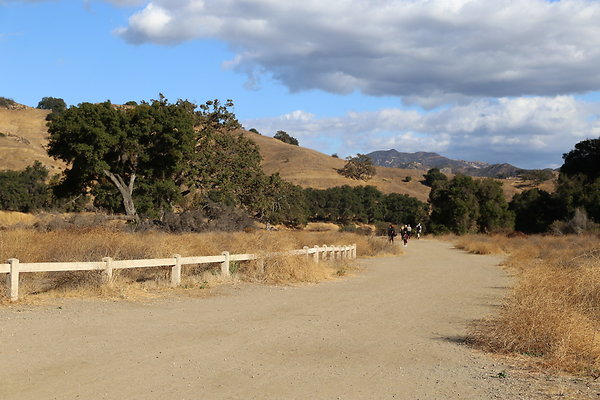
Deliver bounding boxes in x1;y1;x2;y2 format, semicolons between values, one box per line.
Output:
455;233;600;376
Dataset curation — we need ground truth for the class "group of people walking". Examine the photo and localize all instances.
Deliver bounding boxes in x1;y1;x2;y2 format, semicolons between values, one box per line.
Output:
387;223;422;247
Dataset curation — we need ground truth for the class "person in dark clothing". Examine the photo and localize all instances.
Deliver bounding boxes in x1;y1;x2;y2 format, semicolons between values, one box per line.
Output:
387;224;396;243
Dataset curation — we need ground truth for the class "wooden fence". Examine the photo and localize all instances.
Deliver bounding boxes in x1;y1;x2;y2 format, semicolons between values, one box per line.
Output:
1;244;357;301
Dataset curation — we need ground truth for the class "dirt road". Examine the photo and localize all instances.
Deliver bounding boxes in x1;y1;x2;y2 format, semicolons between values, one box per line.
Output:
0;240;559;399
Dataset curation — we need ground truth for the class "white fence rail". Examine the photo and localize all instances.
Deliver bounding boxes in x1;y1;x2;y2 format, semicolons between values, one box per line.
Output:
1;244;357;302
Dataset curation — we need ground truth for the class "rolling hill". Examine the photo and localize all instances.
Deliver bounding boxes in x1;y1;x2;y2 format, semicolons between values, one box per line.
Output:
0;104;554;202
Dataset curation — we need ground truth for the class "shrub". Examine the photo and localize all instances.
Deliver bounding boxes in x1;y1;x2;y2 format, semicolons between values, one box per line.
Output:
273;130;299;145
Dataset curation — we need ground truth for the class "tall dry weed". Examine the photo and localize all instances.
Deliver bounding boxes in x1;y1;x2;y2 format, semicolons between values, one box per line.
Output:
469;234;600;375
0;228;398;301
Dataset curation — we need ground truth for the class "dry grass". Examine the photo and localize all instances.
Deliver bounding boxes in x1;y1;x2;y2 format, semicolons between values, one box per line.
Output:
463;234;600;376
1;108;554;202
0;228;399;302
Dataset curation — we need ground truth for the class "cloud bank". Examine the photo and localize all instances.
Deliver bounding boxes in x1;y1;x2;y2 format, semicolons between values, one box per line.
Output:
116;0;600;103
244;96;600;168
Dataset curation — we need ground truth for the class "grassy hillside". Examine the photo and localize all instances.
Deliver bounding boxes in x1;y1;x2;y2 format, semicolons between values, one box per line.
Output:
0;106;553;202
0;107;64;172
242;130;431;200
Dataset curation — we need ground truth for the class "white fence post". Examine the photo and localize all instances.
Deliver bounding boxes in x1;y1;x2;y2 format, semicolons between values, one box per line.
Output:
102;257;113;285
352;244;357;259
8;258;19;302
171;254;182;287
221;251;230;277
313;245;320;263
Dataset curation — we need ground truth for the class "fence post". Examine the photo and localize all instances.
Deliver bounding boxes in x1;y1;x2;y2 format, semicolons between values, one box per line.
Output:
352;244;357;259
102;257;113;285
313;246;320;263
171;254;182;287
8;258;19;302
221;251;230;277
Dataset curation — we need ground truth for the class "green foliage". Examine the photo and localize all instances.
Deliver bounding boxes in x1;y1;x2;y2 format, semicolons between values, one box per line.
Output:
510;189;566;233
47;98;196;218
0;97;16;108
429;175;513;234
248;128;261;135
403;176;412;182
560;137;600;183
556;174;600;223
383;192;429;226
304;185;427;226
0;161;51;212
273;130;299;146
37;97;67;113
555;137;600;223
423;168;448;187
337;154;376;181
249;173;307;227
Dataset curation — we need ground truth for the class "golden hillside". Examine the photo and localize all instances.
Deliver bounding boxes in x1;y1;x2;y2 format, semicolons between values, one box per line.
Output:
242;131;431;200
0;107;64;173
0;107;553;202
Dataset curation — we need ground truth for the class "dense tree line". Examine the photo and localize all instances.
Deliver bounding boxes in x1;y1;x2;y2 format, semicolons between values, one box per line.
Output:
509;137;600;233
4;95;598;235
304;185;428;226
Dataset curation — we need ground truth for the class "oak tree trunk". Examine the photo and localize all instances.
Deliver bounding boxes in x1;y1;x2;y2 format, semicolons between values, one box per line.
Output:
103;170;138;221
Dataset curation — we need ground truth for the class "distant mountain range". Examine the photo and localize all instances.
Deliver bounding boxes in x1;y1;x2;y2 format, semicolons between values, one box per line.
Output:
366;150;553;179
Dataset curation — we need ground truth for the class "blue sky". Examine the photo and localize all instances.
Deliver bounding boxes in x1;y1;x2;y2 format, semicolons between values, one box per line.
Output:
2;0;600;169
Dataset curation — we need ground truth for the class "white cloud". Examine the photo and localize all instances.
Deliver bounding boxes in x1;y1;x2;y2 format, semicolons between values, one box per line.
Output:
115;0;600;103
243;96;600;168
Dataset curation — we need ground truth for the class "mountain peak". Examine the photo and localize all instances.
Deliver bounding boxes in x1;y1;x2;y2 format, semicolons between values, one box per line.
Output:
366;149;524;178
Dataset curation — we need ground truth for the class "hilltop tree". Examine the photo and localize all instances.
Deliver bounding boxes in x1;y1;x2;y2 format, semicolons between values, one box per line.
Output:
37;97;67;113
273;130;299;146
337;154;376;181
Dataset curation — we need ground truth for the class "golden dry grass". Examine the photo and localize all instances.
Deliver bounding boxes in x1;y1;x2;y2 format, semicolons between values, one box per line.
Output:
0;106;553;202
0;108;64;172
0;228;400;303
461;234;600;376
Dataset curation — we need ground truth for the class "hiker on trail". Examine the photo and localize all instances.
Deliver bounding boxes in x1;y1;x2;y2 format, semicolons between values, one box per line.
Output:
416;223;422;239
387;224;397;243
402;226;409;247
407;224;412;238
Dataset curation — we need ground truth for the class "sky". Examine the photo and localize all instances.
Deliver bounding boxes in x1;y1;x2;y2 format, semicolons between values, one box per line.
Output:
2;0;600;169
